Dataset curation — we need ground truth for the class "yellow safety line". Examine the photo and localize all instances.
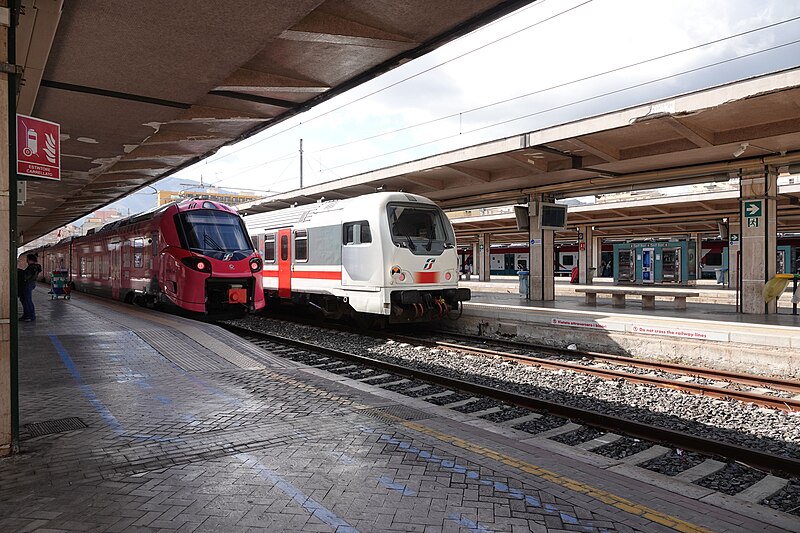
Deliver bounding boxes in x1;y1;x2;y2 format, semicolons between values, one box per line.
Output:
271;372;711;531
403;421;714;533
239;369;712;531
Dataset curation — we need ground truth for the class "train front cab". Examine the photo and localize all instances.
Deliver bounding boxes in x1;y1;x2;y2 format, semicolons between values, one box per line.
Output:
171;204;266;314
382;200;470;322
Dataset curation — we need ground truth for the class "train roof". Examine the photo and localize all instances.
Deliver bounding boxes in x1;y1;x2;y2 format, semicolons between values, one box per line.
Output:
241;192;437;230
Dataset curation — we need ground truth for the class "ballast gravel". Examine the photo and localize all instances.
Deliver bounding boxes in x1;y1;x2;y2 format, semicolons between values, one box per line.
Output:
230;317;800;460
513;415;567;435
482;406;532;423
594;436;652;459
763;480;800;516
550;426;604;446
695;462;766;495
453;397;503;413
641;449;706;476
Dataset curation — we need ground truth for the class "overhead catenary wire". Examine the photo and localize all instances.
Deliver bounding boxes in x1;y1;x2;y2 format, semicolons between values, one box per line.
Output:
313;13;800;155
323;36;800;172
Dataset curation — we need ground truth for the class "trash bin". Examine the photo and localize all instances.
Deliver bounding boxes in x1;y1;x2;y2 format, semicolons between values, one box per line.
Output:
587;267;596;284
715;267;728;286
517;270;529;296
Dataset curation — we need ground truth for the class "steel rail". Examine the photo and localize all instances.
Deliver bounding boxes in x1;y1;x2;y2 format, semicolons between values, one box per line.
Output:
385;333;800;412
431;331;800;395
222;323;800;476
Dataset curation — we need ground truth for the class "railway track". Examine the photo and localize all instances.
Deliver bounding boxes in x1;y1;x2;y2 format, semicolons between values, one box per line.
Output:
221;321;800;477
246;312;800;412
386;331;800;412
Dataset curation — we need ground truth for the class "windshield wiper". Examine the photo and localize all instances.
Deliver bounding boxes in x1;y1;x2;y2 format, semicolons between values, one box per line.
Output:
403;233;416;251
203;233;223;251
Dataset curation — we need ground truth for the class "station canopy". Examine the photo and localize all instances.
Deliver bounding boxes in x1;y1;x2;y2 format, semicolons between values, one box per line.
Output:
17;0;531;242
449;183;800;244
238;68;800;218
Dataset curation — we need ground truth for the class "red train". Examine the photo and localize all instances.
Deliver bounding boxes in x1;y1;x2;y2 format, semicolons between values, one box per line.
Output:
25;199;266;314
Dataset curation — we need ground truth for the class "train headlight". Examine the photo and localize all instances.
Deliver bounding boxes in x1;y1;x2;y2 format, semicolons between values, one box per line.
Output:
445;272;452;281
181;257;212;273
398;273;406;282
249;258;263;273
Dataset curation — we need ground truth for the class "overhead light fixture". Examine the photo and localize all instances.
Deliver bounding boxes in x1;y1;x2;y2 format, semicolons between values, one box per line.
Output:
733;142;749;158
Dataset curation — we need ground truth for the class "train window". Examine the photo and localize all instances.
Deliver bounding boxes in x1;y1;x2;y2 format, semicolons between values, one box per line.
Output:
133;238;144;268
295;230;308;262
280;235;289;261
265;234;276;262
343;221;372;245
176;210;251;256
561;255;575;266
386;204;454;254
250;236;258;251
703;252;722;267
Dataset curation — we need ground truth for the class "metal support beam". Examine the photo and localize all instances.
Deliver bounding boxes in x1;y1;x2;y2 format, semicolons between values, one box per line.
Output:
1;0;17;457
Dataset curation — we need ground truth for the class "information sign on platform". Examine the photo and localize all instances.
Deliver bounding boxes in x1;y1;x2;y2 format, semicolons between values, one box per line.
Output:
729;233;739;244
744;200;762;229
16;114;60;180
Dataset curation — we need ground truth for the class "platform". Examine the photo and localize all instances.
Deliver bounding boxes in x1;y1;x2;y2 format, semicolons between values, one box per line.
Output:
447;278;800;378
1;288;796;532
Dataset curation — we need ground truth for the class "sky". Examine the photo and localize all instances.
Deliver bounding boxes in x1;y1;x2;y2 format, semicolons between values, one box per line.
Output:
119;0;800;209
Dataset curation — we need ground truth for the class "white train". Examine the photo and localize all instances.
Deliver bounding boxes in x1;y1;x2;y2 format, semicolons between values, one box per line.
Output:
242;192;471;324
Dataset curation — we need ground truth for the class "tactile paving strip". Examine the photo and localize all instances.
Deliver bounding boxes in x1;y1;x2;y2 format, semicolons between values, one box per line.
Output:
24;417;87;438
358;405;434;422
136;329;232;371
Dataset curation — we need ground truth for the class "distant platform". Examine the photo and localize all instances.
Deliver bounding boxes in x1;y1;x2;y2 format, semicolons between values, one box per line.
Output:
445;281;800;377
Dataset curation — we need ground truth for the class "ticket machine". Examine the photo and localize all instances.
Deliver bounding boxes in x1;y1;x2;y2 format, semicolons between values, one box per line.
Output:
641;247;655;284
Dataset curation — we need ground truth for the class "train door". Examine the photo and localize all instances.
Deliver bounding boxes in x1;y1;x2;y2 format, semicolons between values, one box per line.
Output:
111;242;121;299
641;247;655;284
662;247;681;283
278;229;291;298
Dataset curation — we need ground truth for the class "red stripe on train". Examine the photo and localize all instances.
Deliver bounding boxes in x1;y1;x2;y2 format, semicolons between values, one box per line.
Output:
262;270;341;280
415;271;440;283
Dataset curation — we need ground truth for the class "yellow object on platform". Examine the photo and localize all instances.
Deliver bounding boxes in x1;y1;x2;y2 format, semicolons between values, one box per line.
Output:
763;276;791;302
775;273;796;279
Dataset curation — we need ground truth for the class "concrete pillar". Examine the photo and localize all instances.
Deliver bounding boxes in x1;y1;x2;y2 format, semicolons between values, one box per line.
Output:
471;242;478;279
578;225;594;284
1;2;15;457
592;234;603;277
689;232;701;285
478;233;491;282
739;167;778;314
528;195;555;300
727;217;740;292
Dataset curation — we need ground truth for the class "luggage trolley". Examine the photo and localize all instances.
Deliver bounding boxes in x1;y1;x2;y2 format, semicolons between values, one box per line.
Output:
50;269;71;300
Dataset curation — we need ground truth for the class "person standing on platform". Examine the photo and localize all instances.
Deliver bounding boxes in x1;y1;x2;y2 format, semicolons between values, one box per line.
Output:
18;253;42;322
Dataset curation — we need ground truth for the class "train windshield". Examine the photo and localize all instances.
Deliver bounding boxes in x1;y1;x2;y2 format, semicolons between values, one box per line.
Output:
387;203;455;256
177;210;253;260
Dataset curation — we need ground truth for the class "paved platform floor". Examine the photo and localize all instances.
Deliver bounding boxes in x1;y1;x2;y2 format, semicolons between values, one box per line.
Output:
1;288;795;532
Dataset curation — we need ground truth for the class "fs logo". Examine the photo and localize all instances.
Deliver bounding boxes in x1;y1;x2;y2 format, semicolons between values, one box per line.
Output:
422;258;436;270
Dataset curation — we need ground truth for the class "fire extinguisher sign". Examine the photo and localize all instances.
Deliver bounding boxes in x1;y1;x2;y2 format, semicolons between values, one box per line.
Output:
16;114;61;180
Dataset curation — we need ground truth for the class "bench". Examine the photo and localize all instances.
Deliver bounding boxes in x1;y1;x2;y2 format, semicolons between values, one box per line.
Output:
574;288;700;310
